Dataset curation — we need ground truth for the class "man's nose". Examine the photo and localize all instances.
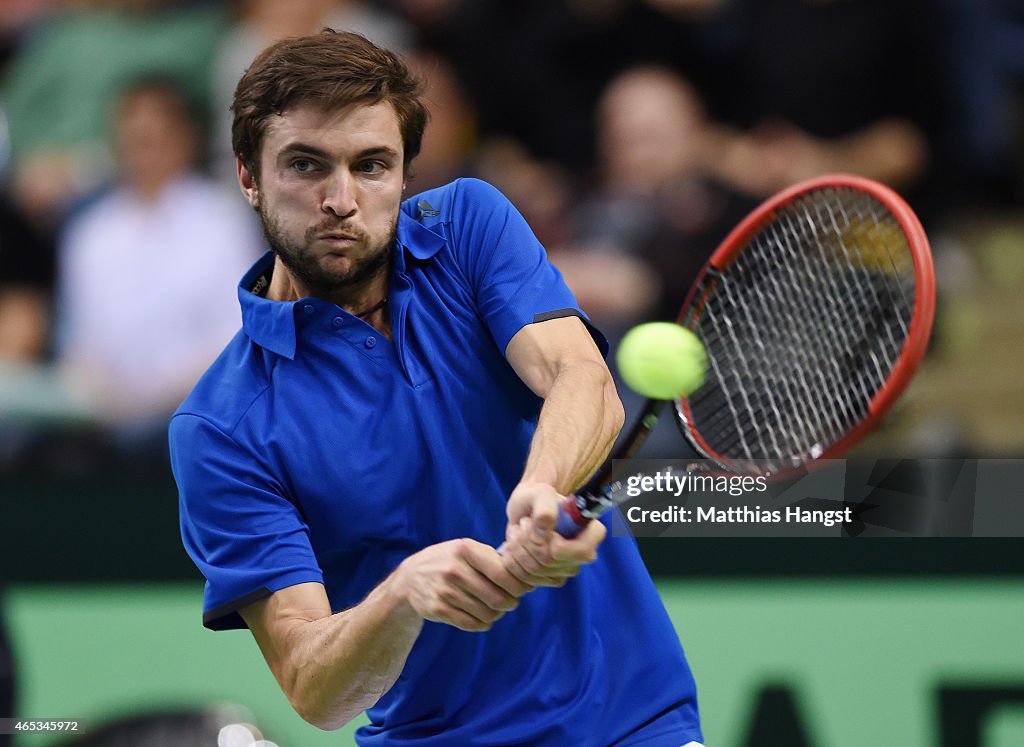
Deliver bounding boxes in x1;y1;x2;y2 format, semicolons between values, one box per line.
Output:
322;170;357;217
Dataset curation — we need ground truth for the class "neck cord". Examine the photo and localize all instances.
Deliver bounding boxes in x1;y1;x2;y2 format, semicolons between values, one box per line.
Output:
354;297;387;318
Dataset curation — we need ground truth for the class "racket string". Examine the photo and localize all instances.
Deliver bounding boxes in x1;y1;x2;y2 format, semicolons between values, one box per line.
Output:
782;200;881;427
685;187;917;472
761;218;851;448
832;197;915;400
699;209;854;463
842;196;914;367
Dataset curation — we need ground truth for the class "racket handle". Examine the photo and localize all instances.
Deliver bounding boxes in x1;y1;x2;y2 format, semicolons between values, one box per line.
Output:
555;496;590;538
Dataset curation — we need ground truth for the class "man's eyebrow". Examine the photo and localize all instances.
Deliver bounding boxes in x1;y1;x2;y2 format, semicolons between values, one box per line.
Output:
354;146;400;160
276;143;400;160
276;143;330;160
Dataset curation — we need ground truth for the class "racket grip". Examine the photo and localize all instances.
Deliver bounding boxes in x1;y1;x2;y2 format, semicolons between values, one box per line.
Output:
555;496;590;538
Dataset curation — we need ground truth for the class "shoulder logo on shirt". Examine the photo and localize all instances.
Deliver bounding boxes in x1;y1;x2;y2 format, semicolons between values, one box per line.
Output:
417;199;440;219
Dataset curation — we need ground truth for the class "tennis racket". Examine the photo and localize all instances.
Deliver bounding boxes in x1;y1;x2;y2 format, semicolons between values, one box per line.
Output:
555;174;936;537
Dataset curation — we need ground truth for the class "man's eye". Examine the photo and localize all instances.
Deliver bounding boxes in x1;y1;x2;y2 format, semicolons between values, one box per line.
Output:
358;161;385;174
292;159;316;173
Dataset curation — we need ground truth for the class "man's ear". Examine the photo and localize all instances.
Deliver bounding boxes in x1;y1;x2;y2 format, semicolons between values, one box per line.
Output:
237;157;259;208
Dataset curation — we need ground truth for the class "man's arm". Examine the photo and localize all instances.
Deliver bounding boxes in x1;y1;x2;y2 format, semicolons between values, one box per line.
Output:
240;539;532;730
506;315;625;494
501;315;625;585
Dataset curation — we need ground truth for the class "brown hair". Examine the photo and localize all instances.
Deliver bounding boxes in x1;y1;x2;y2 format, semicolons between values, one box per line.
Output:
231;29;427;179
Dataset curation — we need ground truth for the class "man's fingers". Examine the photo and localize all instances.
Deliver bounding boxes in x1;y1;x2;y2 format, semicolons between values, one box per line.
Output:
445;611;492;633
462;539;535;598
422;593;497;632
502;516;605;586
505;482;561;532
401;539;536;632
502;528;574;587
508;518;552;569
552;518;606;564
452;569;520;613
517;517;553;563
443;580;513;621
530;497;558;535
502;549;575;588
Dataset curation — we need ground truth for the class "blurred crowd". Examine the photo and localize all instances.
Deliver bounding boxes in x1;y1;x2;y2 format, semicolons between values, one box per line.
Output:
0;0;1023;470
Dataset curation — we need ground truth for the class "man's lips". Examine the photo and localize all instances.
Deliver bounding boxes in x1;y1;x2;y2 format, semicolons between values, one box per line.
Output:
319;232;358;241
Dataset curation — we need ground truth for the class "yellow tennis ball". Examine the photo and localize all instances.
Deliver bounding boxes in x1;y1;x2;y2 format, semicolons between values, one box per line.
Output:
615;322;707;399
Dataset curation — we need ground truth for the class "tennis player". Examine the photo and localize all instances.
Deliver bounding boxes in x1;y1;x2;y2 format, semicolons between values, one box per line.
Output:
170;30;702;746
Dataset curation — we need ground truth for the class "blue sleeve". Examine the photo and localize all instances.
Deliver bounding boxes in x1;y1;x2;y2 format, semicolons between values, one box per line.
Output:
170;413;324;630
448;178;607;356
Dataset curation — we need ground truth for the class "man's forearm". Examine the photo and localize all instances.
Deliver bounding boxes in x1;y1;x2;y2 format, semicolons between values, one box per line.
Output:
521;358;624;494
247;538;529;730
254;575;424;730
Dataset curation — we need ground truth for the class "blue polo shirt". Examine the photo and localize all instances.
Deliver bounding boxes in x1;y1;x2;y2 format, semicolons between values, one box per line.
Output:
170;178;701;746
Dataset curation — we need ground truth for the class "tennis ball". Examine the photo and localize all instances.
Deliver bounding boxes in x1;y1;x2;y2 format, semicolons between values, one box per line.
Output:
615;322;707;399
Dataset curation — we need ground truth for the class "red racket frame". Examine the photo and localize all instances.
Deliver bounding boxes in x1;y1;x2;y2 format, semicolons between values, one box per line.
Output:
675;174;936;473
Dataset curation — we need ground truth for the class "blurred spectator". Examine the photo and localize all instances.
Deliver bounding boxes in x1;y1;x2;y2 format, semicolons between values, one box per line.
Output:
415;0;707;176
637;0;725;16
0;0;59;75
402;50;478;193
55;77;263;436
0;194;54;361
1;0;227;232
561;66;752;328
473;137;577;252
389;0;460;31
210;0;414;186
552;64;747;461
939;0;1024;206
395;44;578;251
683;0;945;210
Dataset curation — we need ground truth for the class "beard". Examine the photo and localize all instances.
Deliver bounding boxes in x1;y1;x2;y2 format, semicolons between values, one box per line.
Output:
257;202;396;299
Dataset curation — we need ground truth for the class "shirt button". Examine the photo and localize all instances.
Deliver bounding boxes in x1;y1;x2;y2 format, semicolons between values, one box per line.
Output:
365;336;377;349
332;316;343;327
303;304;314;314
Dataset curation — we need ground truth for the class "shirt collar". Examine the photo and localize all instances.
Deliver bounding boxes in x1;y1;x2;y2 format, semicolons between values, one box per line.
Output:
237;212;446;358
238;253;298;359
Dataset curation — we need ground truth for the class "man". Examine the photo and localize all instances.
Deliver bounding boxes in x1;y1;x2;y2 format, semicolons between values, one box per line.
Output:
58;77;262;431
170;30;702;746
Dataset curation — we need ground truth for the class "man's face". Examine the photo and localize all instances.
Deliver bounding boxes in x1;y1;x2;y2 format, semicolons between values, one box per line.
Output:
241;100;406;297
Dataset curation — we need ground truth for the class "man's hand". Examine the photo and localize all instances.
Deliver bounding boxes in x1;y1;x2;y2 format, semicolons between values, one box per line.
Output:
393;539;535;632
502;482;606;587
